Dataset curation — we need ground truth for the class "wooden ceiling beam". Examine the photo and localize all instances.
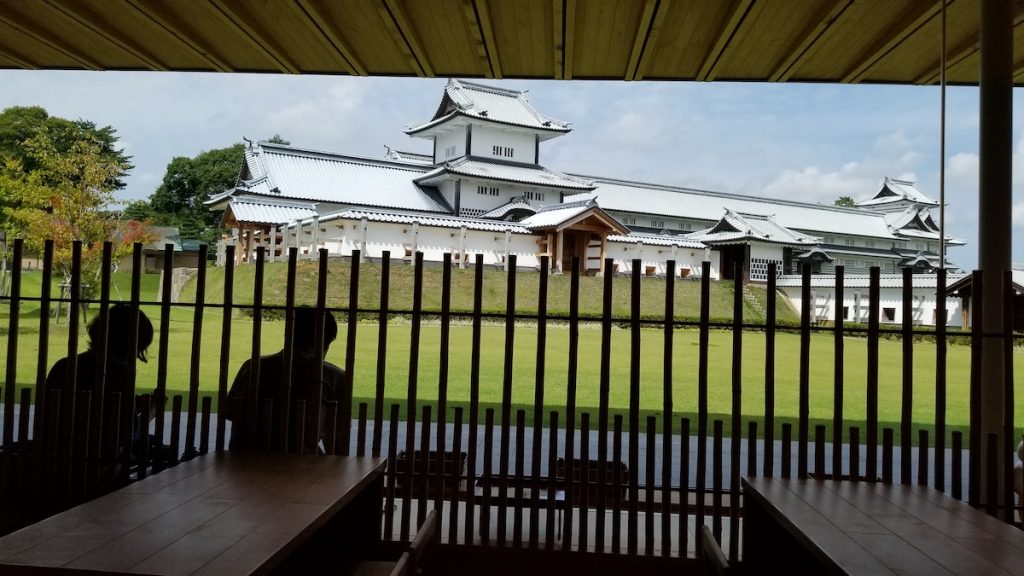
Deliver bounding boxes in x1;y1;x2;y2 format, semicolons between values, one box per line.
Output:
461;0;492;77
697;0;754;82
0;4;102;70
770;0;852;82
472;0;503;79
380;0;434;77
209;0;300;74
0;44;39;69
554;0;577;80
124;0;232;72
292;0;365;76
916;10;1024;85
625;0;661;81
42;0;168;70
842;0;943;84
633;0;671;81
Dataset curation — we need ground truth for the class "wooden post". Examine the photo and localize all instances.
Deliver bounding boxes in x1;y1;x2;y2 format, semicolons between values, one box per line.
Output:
599;234;607;276
459;225;467;269
245;224;254;264
555;229;563;273
268;225;276;263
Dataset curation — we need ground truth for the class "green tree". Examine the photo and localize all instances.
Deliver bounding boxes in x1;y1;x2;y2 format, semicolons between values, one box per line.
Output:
834;195;857;207
145;143;245;243
0;106;132;190
3;127;151;310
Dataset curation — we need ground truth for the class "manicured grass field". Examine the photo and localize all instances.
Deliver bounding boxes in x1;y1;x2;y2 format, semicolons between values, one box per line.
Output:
2;266;1021;441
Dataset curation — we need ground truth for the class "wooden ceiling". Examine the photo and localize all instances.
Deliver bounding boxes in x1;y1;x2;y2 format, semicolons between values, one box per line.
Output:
1;0;1023;85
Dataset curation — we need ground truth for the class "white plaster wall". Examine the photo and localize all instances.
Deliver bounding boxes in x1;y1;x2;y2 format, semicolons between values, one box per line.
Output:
436;130;465;162
779;284;964;328
471;125;536;163
604;241;715;279
749;243;785;261
456;178;521;213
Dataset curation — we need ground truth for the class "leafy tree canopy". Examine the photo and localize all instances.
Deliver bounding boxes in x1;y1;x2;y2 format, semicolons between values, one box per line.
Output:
834;195;857;207
143;143;244;244
2;126;151;299
0;106;132;190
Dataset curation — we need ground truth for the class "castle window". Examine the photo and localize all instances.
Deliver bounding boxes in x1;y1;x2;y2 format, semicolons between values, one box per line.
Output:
525;191;545;201
845;238;856;246
445;145;457;157
492;145;513;158
622;216;636;226
651;219;664;228
477;186;499;196
865;240;875;248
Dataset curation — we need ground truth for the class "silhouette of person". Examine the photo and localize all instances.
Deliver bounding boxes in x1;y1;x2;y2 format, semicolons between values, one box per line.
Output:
226;306;346;454
44;303;161;464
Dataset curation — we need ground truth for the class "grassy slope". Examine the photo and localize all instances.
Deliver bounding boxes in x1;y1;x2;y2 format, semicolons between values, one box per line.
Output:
3;265;1020;440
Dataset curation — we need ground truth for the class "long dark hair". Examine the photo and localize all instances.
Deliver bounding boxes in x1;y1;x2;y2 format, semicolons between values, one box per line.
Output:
88;303;154;362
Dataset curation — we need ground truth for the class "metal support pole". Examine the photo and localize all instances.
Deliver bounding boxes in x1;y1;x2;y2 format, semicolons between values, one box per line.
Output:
978;0;1012;517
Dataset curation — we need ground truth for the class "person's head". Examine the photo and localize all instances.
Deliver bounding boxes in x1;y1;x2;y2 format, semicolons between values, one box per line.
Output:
293;306;337;355
89;303;154;362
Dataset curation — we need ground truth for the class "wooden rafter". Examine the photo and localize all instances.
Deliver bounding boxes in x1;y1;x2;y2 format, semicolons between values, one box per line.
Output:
625;0;661;81
380;0;434;77
0;3;102;70
124;0;232;72
553;0;577;80
841;0;943;84
209;0;300;74
292;0;365;76
461;0;491;77
472;0;503;79
769;0;852;82
42;0;168;70
553;0;564;79
916;33;979;85
697;0;754;81
632;0;671;81
916;10;1024;85
0;43;39;69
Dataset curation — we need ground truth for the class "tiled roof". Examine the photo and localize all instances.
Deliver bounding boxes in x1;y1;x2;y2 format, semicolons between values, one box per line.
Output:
479;198;537;219
517;200;595;229
417;157;594;190
568;177;897;239
607;233;704;248
858;177;939;207
319;209;531;234
776;273;968;289
408;79;571;136
228;198;318;225
238;143;449;213
384;147;433;165
689;210;819;245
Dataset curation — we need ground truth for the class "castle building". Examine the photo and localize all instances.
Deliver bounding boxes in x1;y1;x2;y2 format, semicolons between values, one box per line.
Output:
207;79;966;323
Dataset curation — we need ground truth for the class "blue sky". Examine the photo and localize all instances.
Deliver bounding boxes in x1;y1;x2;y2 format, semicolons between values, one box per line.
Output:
1;70;1021;270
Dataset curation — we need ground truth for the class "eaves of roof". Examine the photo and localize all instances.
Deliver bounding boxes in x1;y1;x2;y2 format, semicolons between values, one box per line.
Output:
416;158;594;190
406;109;571;136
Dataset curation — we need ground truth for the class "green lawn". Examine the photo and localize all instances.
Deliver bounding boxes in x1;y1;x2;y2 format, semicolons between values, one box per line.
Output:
3;266;1022;442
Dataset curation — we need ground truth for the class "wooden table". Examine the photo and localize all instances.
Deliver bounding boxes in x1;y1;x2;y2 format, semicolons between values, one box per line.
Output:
0;453;385;575
741;476;1024;575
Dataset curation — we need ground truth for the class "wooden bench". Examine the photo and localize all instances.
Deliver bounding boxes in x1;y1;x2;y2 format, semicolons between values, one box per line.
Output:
0;453;386;575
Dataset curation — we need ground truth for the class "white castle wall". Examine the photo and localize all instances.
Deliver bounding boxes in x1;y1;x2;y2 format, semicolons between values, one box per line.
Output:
778;280;965;328
470;126;537;163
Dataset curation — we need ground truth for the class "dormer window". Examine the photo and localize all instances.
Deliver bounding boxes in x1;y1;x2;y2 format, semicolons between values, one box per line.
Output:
492;145;513;158
478;186;499;196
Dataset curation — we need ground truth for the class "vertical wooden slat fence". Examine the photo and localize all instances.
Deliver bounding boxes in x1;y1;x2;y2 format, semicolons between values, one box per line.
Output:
0;242;1021;552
